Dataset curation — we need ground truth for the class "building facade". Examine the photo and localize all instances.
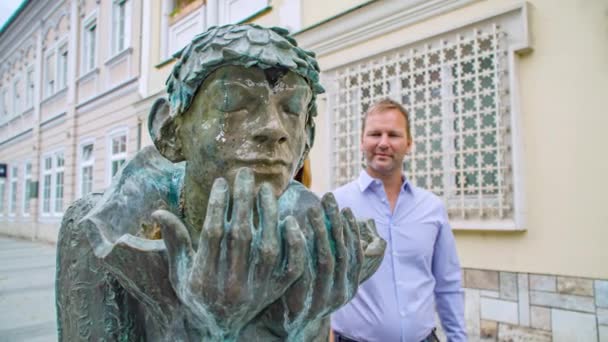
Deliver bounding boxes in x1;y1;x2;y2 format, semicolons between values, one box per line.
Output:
1;0;607;341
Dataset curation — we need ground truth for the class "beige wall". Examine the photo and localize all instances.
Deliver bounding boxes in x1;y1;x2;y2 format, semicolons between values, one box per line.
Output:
455;0;608;279
308;0;608;279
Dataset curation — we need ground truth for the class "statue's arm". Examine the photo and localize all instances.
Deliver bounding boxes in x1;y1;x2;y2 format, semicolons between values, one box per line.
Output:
57;194;201;341
56;194;144;341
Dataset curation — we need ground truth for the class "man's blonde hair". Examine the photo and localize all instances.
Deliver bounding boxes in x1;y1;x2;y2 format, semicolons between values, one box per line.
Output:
362;98;411;140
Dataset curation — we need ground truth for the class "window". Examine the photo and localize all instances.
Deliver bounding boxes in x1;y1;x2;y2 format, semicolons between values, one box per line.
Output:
41;156;52;214
23;162;32;216
108;131;127;181
57;44;68;90
40;152;65;216
328;24;514;222
0;89;7;118
83;18;97;73
8;166;18;216
55;153;64;213
0;179;5;216
13;78;21;115
80;142;95;197
45;53;55;97
26;68;34;108
112;0;130;54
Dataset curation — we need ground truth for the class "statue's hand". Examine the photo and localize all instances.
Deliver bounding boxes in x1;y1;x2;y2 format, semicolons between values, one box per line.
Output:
262;193;376;338
152;168;306;338
357;218;386;283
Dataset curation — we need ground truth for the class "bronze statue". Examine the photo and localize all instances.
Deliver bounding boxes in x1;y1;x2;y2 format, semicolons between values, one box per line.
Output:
55;24;386;341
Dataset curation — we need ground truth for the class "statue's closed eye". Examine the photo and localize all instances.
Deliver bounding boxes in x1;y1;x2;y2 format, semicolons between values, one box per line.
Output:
219;87;252;112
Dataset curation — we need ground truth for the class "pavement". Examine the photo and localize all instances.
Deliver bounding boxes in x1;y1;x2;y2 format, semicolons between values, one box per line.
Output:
0;236;57;342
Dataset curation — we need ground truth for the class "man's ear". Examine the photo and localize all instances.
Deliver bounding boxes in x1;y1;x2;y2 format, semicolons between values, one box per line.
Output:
148;98;185;162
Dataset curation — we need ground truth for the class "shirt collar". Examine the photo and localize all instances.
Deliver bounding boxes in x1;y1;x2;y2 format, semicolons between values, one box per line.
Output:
357;169;412;193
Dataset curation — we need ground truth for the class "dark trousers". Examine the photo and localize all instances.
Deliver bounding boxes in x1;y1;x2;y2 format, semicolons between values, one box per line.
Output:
334;329;439;342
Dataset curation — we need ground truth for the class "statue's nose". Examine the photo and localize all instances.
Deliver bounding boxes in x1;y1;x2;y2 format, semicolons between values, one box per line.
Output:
252;107;288;145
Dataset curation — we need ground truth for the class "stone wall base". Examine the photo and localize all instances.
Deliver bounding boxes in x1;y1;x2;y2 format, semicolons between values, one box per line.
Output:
434;268;608;341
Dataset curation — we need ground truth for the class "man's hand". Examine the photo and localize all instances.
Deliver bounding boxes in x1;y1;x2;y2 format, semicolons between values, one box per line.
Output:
152;168;306;338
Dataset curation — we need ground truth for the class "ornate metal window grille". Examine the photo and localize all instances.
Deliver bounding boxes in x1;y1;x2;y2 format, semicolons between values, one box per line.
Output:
329;24;513;221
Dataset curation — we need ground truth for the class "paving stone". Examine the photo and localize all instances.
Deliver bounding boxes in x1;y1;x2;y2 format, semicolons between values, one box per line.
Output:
598;308;608;326
551;309;597;342
480;320;497;339
466;269;499;291
480;297;519;325
530;305;551;331
497;323;551;342
0;237;57;339
530;290;595;313
465;288;480;338
500;272;518;301
600;325;608;342
529;274;556;292
597;280;608;308
518;273;530;326
557;276;594;296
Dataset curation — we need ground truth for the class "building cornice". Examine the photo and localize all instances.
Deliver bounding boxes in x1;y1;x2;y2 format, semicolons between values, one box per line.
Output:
294;0;480;57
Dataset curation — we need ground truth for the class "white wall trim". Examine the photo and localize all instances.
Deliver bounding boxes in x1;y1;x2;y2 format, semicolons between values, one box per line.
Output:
138;0;151;97
295;0;480;56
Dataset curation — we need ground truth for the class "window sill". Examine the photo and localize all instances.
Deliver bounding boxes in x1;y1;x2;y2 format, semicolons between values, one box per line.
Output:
78;67;100;84
451;219;524;231
41;87;68;106
105;47;133;67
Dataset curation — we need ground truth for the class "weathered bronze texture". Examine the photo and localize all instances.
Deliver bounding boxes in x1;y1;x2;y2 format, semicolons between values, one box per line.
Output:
56;24;386;341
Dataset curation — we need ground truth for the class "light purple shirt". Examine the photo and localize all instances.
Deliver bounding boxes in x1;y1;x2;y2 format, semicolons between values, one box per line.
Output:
331;170;466;342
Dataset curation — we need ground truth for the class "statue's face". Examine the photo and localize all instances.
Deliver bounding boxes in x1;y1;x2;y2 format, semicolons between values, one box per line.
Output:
178;65;312;196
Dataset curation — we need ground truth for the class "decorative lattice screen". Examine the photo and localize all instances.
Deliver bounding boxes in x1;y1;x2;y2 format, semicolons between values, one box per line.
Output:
329;24;513;221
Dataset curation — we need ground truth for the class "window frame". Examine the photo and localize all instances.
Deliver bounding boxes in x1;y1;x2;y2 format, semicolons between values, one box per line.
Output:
44;51;56;98
0;88;7;119
25;66;35;109
12;77;21;116
8;165;19;217
78;139;96;199
106;127;128;185
112;0;131;56
82;13;98;75
0;178;5;217
22;161;32;217
39;150;65;218
57;42;69;91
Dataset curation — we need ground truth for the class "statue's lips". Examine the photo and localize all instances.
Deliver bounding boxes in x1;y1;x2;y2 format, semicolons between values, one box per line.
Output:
234;159;289;175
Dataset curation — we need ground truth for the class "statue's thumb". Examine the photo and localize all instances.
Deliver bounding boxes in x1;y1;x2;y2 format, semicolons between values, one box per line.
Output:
152;209;194;288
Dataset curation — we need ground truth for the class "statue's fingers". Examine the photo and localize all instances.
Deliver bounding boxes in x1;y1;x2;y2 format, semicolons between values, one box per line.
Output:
321;194;347;306
308;206;334;314
193;177;228;277
152;209;193;288
227;167;254;285
278;216;305;288
256;183;279;283
342;208;363;296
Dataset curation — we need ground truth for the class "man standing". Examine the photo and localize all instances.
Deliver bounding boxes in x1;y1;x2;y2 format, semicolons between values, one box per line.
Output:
331;99;467;342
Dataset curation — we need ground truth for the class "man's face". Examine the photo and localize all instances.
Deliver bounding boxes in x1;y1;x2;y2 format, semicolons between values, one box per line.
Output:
361;109;412;178
178;65;312;196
